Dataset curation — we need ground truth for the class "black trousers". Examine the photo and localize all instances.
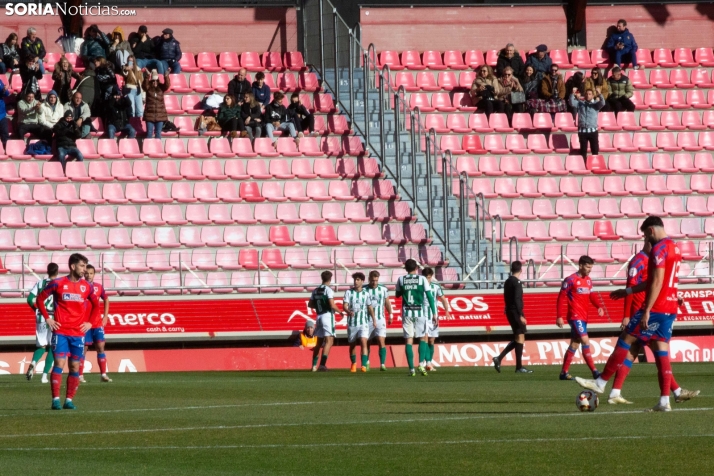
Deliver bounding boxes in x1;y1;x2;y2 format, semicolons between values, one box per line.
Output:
506;310;527;335
578;130;599;160
220;117;245;135
476;98;505;117
297;114;315;133
0;117;8;148
607;96;635;114
18;123;52;142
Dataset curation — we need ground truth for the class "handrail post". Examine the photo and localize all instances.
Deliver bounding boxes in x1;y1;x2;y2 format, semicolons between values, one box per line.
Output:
379;64;390;165
424;129;433;233
469;175;481;283
476;192;485;240
441;152;450;256
410;108;419;203
509;236;519;264
459;173;467;280
527;259;535;288
362;51;370;155
332;8;339;104
491;215;497;282
318;0;325;77
348;27;354;119
179;253;183;295
393;85;405;194
709;241;713;285
560;244;564;279
21;253;25;298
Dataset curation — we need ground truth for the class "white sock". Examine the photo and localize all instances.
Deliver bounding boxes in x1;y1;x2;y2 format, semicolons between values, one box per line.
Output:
673;387;682;397
52;397;60;401
659;396;670;406
65;398;72;402
596;377;607;388
609;389;621;398
31;360;37;366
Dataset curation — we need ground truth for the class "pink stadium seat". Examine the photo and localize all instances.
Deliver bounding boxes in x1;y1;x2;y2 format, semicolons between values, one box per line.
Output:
643;90;667;109
550;49;573;68
571;49;594;68
197;52;221;72
379;50;403;70
432;92;456;112
438;71;458;90
416;72;439;91
262;52;284;72
444;50;467;70
178;52;199;73
701;131;714;150
402;50;425;70
653;48;677;67
217;52;240;72
464;50;485;68
489;113;513;133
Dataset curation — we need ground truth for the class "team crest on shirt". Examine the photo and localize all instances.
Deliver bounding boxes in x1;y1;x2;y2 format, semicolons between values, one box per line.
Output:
576;280;580;285
80;285;86;292
63;285;68;289
629;268;637;277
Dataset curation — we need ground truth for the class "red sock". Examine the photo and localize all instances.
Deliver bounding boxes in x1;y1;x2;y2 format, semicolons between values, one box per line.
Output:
612;359;633;390
561;347;576;374
97;353;107;375
50;368;62;399
66;372;80;400
654;351;672;397
79;358;85;377
670;374;680;392
600;339;631;381
581;344;597;372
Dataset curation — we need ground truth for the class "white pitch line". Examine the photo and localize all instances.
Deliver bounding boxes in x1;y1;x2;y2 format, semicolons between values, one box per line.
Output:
1;407;711;440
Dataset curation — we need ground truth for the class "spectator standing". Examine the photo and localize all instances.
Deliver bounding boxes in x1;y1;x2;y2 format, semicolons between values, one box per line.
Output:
525;44;552;80
227;68;252;102
606;67;635;114
497;66;524;119
79;25;110;70
0;78;10;148
154;28;182;74
584;67;610;110
570;88;605;162
103;86;135;139
63;91;92;139
288;92;315;135
496;43;525;81
93;57;117;105
2;33;21;75
39;90;64;129
473;65;504;117
19;55;43;100
143;69;170;139
252;72;271;107
528;64;567;114
20;27;47;74
217;94;242;139
121;55;144;117
606;19;639;70
51;55;81;104
18;91;53;141
130;26;164;74
51;109;84;171
108;26;132;71
241;92;262;142
75;68;98;113
264;91;301;150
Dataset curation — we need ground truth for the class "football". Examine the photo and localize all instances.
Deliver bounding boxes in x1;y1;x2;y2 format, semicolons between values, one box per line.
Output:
576;390;599;412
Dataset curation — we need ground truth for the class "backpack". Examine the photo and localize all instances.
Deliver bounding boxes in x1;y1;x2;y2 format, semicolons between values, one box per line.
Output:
162;120;178;132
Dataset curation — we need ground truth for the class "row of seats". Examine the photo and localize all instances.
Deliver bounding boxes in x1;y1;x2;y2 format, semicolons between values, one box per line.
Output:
376;48;714;71
523;262;706;287
514;240;707;264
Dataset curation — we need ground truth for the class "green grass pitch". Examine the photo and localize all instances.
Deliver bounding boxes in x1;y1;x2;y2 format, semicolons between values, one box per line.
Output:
1;363;712;475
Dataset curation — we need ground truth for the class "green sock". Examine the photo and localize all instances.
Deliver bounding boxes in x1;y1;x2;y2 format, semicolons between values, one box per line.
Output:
428;343;435;362
350;354;357;364
418;341;428;364
44;348;54;373
312;354;319;367
31;347;46;365
320;354;328;366
379;347;387;365
405;345;414;370
361;354;368;367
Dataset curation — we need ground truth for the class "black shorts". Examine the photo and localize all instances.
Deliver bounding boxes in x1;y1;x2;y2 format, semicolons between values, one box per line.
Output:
506;311;527;335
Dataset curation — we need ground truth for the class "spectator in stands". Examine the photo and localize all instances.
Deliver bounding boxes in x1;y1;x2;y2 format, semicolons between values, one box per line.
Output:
80;25;110;70
264;91;301;150
521;65;539;102
217;94;242;139
570;88;605;162
606;19;639;70
496;43;524;81
64;91;92;139
525;44;552;80
93;56;117;106
109;26;132;71
565;71;584;115
295;322;317;350
154;28;182;74
2;33;21;75
252;72;271;107
228;68;252;104
528;64;566;114
0;78;10;148
75;68;98;114
496;66;524;119
103;86;136;139
121;55;144;117
18;91;53;142
143;69;170;139
584;67;609;111
19;54;43;100
241;91;262;142
51;109;84;171
472;65;504;117
606;66;635;114
51;55;81;104
289;92;315;135
130;26;164;74
20;27;47;74
39;90;63;129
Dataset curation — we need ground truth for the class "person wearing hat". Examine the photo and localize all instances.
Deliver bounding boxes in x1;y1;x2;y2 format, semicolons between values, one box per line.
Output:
525;44;553;80
130;25;164;74
103;86;136;139
79;24;110;70
39;90;64;128
109;26;133;71
154;28;182;74
51;109;84;171
296;321;317;350
63;91;92;139
142;69;171;138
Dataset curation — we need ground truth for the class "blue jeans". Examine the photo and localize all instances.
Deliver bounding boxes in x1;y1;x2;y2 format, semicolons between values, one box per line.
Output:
146;121;163;139
611;47;638;68
126;87;144;117
136;58;164;74
80;123;91;138
55;146;84;170
265;121;297;142
161;59;181;74
108;123;136;139
37;58;45;74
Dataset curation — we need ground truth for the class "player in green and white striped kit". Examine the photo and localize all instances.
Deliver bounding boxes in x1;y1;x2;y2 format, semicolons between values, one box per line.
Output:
343;272;377;373
422;267;452;371
309;271;343;372
395;259;436;376
366;270;393;371
26;263;58;383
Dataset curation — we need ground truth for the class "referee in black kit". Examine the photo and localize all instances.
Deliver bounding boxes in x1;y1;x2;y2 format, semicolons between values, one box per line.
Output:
493;261;532;374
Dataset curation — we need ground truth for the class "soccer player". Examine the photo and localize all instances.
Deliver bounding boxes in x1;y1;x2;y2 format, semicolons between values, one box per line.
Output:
343;272;377;373
577;216;683;412
494;260;532;374
422;267;451;371
79;265;111;383
36;253;99;410
26;263;58;383
395;259;436;377
606;238;699;405
309;271;342;372
365;270;393;371
556;255;605;381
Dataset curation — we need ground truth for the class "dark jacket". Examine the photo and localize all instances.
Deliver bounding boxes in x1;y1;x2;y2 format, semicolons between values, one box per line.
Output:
103;95;132;130
2;43;20;69
606;28;638;52
227;78;252;100
503;275;523;315
0;80;10;120
607;75;634;99
76;69;98;109
80;32;110;62
252;82;271;106
52;67;82;104
288;102;311;119
241;102;262;122
525;52;552;79
94;65;117;102
217;103;241;125
131;36;155;60
20;36;46;60
496;50;525;80
153;35;182;62
142;75;170;122
19;62;43;99
53;118;81;149
263;101;294;124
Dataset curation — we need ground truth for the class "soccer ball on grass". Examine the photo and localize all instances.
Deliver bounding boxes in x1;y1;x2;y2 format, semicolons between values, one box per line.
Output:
576;390;599;412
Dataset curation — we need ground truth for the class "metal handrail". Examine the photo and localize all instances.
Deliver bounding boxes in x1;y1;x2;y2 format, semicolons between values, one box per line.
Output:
509;236;519;264
526;259;536;288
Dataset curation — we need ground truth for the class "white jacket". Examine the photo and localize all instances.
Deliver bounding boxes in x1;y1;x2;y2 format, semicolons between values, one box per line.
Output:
39;102;64;128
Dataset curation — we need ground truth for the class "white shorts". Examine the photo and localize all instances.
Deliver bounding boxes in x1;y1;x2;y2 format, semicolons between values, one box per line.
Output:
314;313;335;338
427;316;439;338
402;315;428;339
369;319;387;339
36;321;53;347
347;324;369;343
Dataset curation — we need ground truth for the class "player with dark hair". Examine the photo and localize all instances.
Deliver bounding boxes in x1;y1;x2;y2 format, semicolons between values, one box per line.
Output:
26;263;59;383
556;255;605;380
494;261;532;373
309;271;342;372
365;270;393;371
79;264;111;383
343;272;377;373
422;267;451;371
578;216;685;412
36;253;98;410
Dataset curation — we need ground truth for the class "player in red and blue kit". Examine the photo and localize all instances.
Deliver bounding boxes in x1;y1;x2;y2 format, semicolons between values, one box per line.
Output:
37;253;98;410
79;264;111;383
555;255;605;381
577;216;684;412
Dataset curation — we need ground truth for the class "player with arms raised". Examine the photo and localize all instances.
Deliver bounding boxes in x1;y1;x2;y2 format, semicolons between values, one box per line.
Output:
309;271;342;372
556;256;605;381
366;270;393;371
577;216;683;412
26;263;58;383
422;267;451;371
36;253;98;410
79;265;111;383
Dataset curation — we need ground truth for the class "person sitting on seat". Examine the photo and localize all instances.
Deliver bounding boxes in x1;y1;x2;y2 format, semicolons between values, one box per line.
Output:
296;322;317;350
52;109;84;171
288;92;315;135
39;90;64;129
252;71;271;107
606;19;639;70
103;86;136;139
18;91;53;142
264;91;301;150
63;91;92;138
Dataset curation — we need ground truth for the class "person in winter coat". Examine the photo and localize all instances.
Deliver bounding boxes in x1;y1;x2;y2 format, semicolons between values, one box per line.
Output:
525;44;552;80
606;66;635;114
0;78;10;148
606;19;639;69
80;25;110;69
19;55;43;100
18;91;53;141
227;68;252;104
264;91;301;149
75;68;99;114
142;69;170;138
154;28;182;74
496;67;524;119
241;91;262;141
217;94;242;138
52;55;82;104
288;92;315;134
2;33;21;75
93;56;117;107
20;27;47;74
570;88;605;162
64;91;92;138
51;109;84;170
252;72;271;107
584;67;610;110
472;65;504;117
527;64;567;114
109;26;133;71
521;65;539;101
121;55;144;117
495;43;525;81
103;86;135;139
130;26;164;74
39;90;64;128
